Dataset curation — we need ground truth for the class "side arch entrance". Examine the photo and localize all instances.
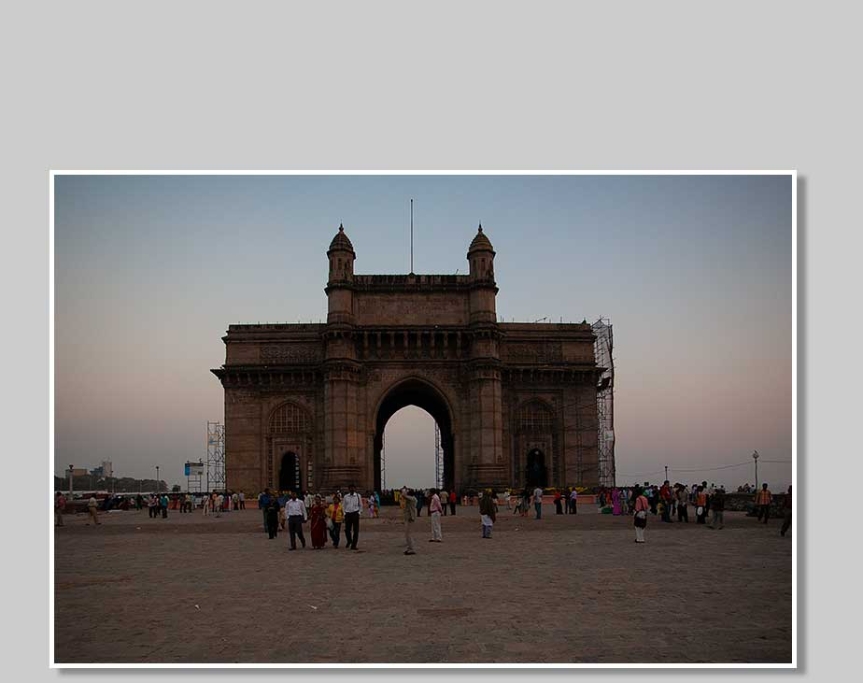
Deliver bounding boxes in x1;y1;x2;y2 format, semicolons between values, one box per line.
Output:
373;378;455;492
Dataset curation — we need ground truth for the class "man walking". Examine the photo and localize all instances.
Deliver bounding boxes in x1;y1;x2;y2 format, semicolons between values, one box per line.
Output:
755;483;772;524
87;495;101;525
401;487;418;555
259;488;272;532
285;490;307;550
449;490;457;515
533;485;544;520
780;485;792;537
569;487;578;515
480;488;497;538
440;488;449;516
708;487;726;529
429;488;443;542
342;483;362;550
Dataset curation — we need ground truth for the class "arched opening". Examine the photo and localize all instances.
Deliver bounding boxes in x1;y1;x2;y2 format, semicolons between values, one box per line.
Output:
525;448;548;488
279;452;301;493
373;378;455;493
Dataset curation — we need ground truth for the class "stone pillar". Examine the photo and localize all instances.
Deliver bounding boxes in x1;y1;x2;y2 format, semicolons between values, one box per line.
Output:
465;224;506;490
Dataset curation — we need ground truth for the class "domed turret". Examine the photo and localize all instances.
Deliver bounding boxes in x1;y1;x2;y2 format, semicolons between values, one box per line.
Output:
466;223;498;324
326;223;356;325
327;223;355;283
468;223;495;256
328;223;355;256
467;223;495;282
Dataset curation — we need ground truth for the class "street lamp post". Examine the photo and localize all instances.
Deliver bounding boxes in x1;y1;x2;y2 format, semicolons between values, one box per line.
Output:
752;451;760;490
68;464;74;497
156;466;160;494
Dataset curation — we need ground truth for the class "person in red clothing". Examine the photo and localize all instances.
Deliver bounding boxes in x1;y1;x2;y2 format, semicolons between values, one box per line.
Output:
659;481;673;523
553;489;563;515
448;490;457;516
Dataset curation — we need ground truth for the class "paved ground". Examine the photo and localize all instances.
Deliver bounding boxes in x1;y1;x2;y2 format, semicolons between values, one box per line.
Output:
53;504;792;664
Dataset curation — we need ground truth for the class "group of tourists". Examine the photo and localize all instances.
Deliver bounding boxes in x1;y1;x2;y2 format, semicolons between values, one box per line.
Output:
623;480;793;543
258;485;364;551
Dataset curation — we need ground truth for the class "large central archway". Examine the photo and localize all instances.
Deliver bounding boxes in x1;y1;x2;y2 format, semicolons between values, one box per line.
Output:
373;378;455;492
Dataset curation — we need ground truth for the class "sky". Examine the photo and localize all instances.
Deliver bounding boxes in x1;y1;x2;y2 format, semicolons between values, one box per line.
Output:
53;174;792;490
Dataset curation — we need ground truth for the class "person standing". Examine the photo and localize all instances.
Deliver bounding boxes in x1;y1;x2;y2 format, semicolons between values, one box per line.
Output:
612;488;622;516
309;495;328;549
479;488;497;538
232;491;239;512
708;487;726;529
135;493;144;511
755;483;773;524
367;492;377;519
676;484;689;523
148;494;158;519
342;484;362;550
660;481;673;523
429;489;443;542
533;485;543;520
780;485;792;537
327;492;344;548
633;487;649;543
239;491;246;510
87;495;101;526
265;497;280;539
569;488;578;515
449;490;457;516
401;487;418;555
440;488;449;516
695;486;708;524
415;489;425;517
259;488;272;533
554;489;563;515
55;492;66;527
285;490;307;550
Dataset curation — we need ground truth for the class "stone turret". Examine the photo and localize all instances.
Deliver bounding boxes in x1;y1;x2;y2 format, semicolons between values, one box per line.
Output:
467;223;498;325
326;223;356;326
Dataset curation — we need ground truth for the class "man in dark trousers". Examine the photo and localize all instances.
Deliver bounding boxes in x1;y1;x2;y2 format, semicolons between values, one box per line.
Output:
342;483;362;550
284;490;306;550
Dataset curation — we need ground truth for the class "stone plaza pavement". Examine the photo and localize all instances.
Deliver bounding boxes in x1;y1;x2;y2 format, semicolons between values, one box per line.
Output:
53;503;792;664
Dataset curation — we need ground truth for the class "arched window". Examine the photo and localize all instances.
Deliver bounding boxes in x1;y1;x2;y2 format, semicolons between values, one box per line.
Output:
269;402;311;434
517;401;554;434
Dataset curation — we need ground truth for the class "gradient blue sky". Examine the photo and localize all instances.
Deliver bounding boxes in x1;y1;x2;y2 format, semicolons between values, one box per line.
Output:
54;174;792;490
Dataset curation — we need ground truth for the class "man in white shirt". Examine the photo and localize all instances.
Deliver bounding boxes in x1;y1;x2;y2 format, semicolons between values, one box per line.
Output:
342;483;363;550
285;491;307;550
533;486;544;520
569;488;578;515
87;496;101;526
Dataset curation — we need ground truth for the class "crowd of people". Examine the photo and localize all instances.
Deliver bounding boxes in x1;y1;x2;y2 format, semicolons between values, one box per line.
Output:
54;479;793;547
604;480;793;543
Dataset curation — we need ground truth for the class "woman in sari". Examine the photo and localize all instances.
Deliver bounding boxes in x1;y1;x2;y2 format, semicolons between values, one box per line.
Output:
309;494;328;549
612;488;622;515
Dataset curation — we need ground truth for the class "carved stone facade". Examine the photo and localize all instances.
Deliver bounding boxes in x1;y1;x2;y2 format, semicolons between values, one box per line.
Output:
212;224;602;496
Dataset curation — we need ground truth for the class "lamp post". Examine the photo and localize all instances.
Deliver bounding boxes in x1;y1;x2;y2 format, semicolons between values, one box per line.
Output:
752;451;760;491
156;465;160;494
68;464;74;497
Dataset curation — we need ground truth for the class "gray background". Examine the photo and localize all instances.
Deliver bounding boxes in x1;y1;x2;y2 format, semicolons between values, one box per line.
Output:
3;0;854;680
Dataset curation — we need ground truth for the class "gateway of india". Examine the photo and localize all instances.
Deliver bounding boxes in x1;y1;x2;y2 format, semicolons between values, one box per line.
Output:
212;224;613;496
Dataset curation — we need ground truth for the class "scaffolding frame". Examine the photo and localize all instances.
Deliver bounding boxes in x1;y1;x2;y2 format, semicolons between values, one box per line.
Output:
434;422;443;489
380;431;386;490
206;421;226;493
592;318;616;487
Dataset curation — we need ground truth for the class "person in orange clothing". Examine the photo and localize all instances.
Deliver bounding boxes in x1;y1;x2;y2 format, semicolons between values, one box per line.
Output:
695;486;708;524
755;483;773;524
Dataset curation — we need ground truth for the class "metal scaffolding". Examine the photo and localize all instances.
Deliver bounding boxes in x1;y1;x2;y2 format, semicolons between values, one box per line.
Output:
592;318;616;487
206;421;226;493
380;431;387;490
434;422;443;489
